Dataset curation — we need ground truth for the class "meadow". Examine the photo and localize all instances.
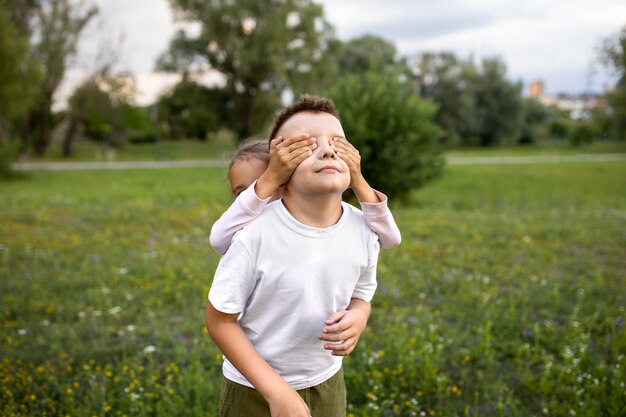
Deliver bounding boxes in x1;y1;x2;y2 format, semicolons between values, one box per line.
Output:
1;160;625;416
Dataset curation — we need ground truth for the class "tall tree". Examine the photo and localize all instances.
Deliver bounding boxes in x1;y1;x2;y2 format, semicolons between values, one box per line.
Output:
0;5;40;176
599;25;626;140
468;57;524;146
410;52;475;145
24;0;97;156
159;0;335;140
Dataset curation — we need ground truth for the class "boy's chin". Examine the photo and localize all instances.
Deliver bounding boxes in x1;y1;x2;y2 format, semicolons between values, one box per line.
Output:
288;181;349;196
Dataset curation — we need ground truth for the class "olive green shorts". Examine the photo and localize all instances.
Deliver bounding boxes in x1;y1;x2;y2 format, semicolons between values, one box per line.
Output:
218;367;346;417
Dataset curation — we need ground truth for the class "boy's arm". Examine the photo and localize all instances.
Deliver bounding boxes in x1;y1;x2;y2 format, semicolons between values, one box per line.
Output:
209;181;270;255
331;137;402;249
206;303;311;417
320;298;371;356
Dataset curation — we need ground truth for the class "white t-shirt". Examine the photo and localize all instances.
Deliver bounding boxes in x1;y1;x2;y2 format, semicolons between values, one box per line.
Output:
208;200;380;390
209;180;401;255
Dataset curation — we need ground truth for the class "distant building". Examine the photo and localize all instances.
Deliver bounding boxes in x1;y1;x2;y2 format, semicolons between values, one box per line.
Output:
527;80;609;120
529;81;544;99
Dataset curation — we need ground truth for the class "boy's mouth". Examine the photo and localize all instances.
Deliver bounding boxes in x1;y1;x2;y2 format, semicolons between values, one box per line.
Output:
316;166;340;173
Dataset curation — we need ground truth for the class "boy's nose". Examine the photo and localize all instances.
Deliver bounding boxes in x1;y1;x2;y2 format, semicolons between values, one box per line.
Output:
318;138;337;159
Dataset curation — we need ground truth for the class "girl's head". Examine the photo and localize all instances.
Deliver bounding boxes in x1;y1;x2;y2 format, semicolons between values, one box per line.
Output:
228;139;269;196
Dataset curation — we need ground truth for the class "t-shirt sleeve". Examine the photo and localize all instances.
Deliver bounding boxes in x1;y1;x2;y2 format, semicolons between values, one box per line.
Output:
351;233;380;302
208;237;257;314
359;189;402;250
209;181;271;255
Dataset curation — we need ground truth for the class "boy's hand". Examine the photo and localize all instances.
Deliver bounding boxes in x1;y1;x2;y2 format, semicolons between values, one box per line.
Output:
267;383;311;417
319;308;369;356
331;137;380;203
255;134;316;199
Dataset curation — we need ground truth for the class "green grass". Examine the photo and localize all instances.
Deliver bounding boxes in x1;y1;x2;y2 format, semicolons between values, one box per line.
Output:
28;137;237;163
1;162;625;416
445;139;626;157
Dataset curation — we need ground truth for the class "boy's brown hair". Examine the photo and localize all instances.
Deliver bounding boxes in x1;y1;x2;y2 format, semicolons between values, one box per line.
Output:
269;95;339;143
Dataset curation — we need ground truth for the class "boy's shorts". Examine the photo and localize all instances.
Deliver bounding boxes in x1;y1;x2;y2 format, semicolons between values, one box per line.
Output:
219;367;346;417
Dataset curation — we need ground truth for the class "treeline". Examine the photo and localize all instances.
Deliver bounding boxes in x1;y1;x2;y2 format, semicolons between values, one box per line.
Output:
1;1;624;178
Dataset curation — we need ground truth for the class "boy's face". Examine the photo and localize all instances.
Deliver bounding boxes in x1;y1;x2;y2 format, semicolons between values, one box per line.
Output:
277;111;350;195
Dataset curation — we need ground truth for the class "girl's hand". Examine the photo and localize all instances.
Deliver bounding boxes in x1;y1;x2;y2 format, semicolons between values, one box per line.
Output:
256;134;316;199
330;136;362;187
331;137;380;203
319;308;369;356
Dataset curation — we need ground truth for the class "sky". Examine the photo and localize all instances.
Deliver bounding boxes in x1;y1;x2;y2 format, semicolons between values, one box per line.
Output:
59;0;626;107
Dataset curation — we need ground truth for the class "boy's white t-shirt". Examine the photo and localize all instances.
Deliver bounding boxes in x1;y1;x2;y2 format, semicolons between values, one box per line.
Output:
208;199;380;390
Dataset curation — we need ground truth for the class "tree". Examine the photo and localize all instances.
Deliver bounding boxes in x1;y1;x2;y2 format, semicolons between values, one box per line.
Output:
0;5;40;177
599;25;626;140
65;74;155;155
23;0;97;156
410;52;475;145
159;0;335;140
157;78;230;140
329;72;445;201
467;57;524;146
518;98;550;144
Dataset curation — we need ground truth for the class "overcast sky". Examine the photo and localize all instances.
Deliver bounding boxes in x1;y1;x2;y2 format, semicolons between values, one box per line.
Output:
63;0;626;106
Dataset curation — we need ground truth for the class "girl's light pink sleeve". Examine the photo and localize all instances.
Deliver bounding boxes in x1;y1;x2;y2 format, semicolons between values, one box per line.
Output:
209;181;271;255
359;189;402;249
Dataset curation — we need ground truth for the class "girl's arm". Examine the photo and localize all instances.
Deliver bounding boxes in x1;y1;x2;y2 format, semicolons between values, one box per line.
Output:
209;181;270;255
331;137;402;249
210;135;317;255
359;189;402;249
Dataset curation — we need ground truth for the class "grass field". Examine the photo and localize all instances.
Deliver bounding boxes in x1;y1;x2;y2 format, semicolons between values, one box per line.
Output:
1;161;625;416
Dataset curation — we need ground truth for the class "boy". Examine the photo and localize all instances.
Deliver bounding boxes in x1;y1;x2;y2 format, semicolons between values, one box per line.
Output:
206;96;380;417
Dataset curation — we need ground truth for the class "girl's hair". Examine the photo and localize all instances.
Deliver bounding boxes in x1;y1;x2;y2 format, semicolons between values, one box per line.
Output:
229;138;270;170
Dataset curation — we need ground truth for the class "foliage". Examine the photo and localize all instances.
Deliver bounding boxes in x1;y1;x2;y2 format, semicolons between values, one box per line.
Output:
569;124;595;147
328;72;445;201
549;120;570;138
0;6;40;177
157;79;231;141
1;162;625;416
68;79;119;143
468;57;525;146
335;35;401;76
598;25;626;140
160;0;335;140
410;52;475;145
411;53;525;147
65;75;160;155
23;0;98;156
518;98;551;144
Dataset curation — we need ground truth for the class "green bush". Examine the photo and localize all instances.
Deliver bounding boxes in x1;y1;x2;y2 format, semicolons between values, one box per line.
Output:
549;120;570;138
328;72;445;201
569;124;594;147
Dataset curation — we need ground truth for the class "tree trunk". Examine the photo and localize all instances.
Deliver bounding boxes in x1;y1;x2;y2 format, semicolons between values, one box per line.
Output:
62;117;78;157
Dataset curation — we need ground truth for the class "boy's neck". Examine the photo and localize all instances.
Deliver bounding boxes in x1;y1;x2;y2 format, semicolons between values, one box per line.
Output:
281;191;343;228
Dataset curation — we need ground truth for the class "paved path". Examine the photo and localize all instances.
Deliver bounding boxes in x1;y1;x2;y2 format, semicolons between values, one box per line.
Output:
12;153;626;171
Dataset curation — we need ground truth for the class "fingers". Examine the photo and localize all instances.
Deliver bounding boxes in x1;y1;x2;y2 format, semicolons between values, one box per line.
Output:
331;137;360;169
277;133;316;152
269;136;283;150
325;310;348;325
323;337;358;356
331;137;358;155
